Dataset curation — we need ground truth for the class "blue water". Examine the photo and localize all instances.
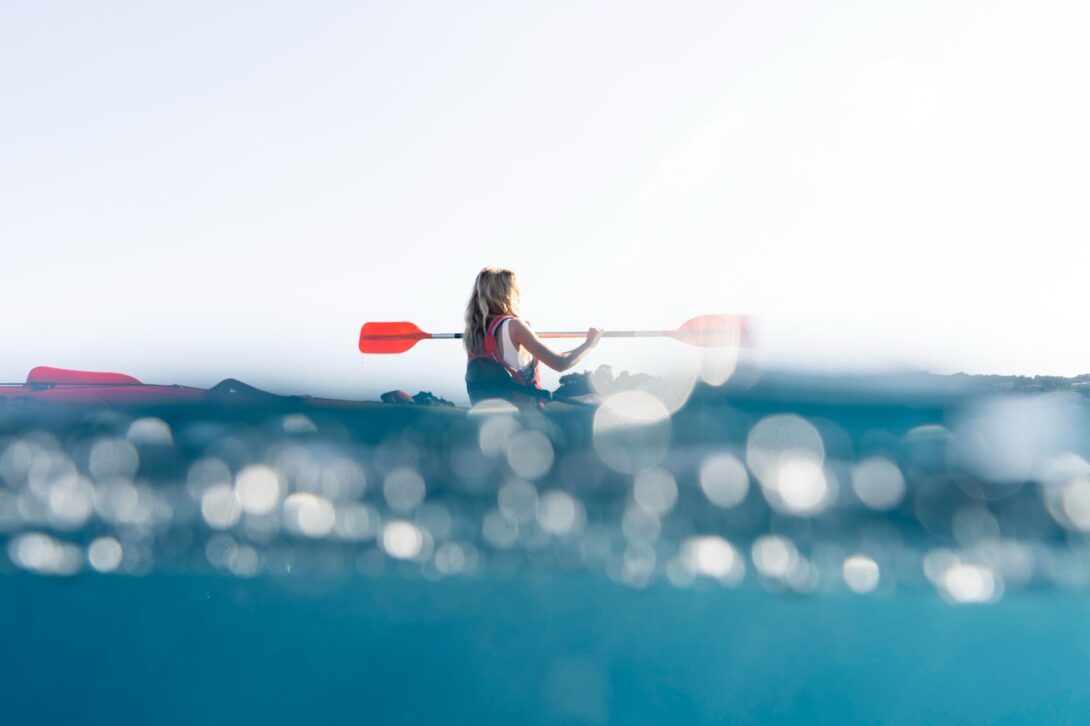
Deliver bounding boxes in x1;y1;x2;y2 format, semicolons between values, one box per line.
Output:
3;369;1090;723
3;574;1089;724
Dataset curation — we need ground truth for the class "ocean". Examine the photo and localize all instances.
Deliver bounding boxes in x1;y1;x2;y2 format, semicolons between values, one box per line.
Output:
2;367;1089;724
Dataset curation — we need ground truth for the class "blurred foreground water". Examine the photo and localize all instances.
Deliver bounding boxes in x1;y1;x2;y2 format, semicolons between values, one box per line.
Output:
4;367;1090;723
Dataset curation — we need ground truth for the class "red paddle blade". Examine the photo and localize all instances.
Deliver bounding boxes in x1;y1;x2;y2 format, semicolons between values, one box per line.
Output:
670;314;749;347
358;322;429;354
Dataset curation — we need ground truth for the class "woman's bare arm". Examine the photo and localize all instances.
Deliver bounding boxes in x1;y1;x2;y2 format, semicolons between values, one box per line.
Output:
508;319;603;372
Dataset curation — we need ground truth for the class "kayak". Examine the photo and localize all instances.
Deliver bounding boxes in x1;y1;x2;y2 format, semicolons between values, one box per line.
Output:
1;366;593;412
0;366;457;410
0;367;208;406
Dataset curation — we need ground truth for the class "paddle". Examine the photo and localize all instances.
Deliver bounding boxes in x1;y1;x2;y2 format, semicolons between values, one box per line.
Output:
358;315;749;354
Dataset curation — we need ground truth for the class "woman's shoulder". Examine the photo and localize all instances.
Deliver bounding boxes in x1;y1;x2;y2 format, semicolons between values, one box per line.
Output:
487;314;527;337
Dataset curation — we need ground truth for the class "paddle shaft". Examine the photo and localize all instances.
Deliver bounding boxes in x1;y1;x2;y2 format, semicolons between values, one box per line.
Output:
370;330;676;341
358;315;746;353
540;331;673;339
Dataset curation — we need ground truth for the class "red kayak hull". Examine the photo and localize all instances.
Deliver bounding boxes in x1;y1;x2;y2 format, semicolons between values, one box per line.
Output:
0;367;423;410
0;367;207;406
0;384;208;405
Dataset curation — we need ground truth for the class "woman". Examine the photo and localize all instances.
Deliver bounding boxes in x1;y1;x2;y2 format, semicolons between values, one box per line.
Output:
464;267;602;402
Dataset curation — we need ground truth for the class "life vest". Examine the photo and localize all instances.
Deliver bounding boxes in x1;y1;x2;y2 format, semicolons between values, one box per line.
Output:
465;315;544;405
479;315;541;388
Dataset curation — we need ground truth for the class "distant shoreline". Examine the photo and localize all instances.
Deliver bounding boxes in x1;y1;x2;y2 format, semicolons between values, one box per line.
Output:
946;372;1090;394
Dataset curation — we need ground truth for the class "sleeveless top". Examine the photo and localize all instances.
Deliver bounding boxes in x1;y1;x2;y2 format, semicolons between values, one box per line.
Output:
498;318;533;370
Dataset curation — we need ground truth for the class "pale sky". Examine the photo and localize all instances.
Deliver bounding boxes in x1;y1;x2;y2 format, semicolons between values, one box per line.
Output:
2;1;1088;400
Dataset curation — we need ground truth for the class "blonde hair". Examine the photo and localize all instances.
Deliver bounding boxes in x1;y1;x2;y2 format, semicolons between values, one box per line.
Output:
464;267;521;355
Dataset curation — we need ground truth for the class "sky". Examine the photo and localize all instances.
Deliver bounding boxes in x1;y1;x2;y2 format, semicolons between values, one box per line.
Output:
2;1;1088;400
